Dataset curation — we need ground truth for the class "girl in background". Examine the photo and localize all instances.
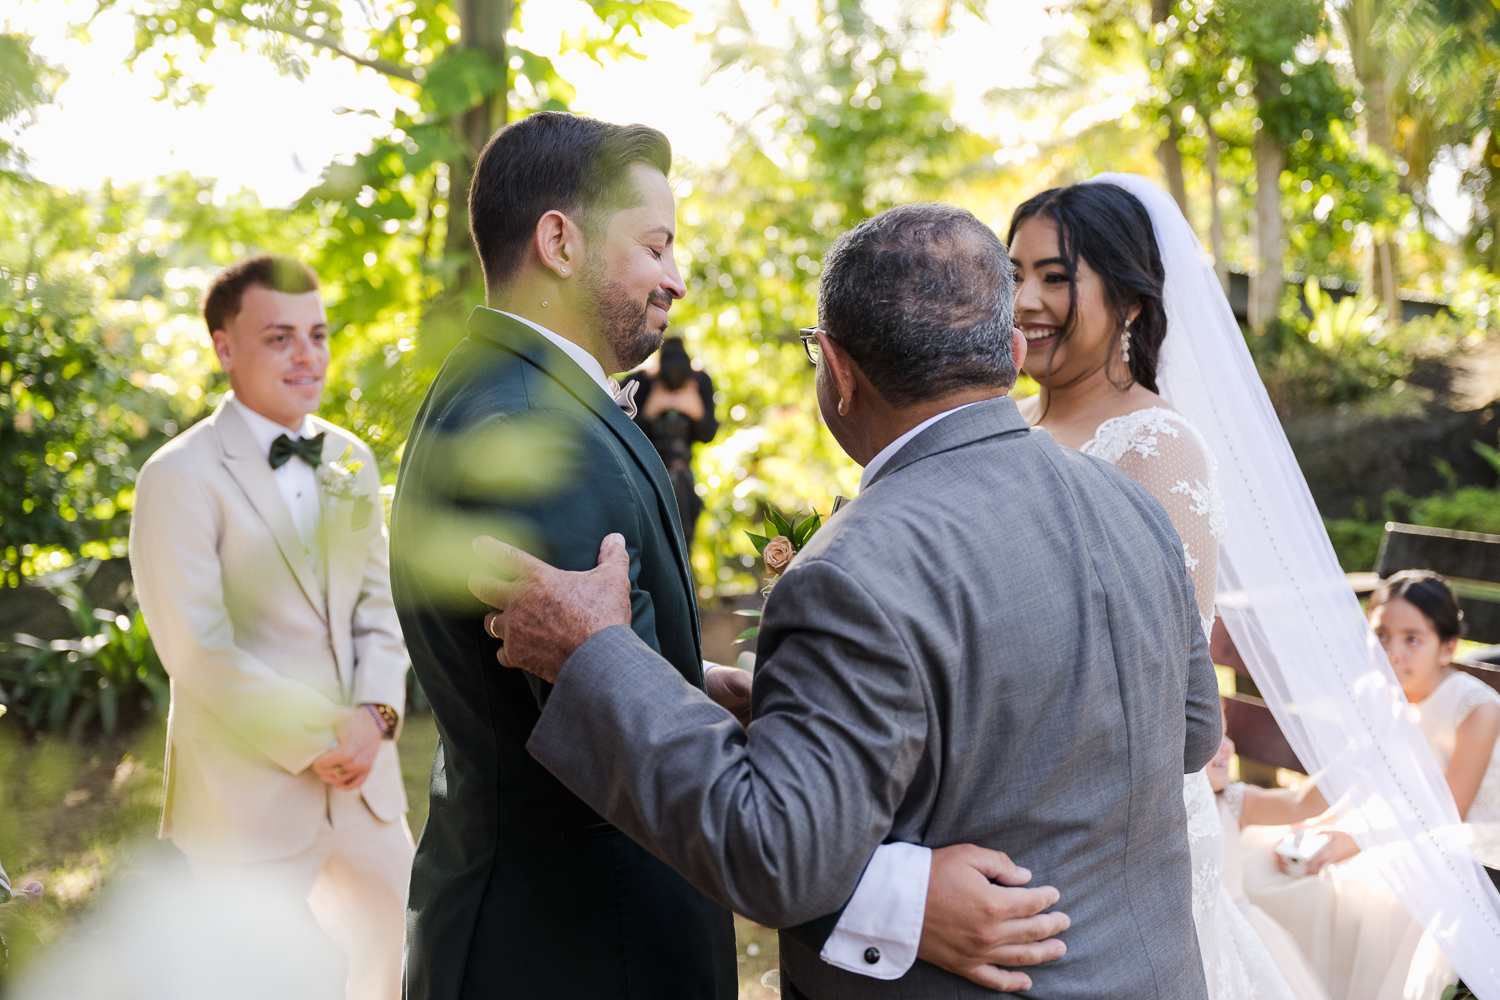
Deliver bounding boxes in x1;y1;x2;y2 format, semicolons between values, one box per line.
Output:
1243;571;1500;999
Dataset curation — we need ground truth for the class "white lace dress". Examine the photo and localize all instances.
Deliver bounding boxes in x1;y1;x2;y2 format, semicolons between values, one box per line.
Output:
1080;408;1296;1000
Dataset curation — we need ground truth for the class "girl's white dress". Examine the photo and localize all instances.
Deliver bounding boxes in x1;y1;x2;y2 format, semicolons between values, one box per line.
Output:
1218;785;1332;1000
1080;407;1301;1000
1241;670;1500;998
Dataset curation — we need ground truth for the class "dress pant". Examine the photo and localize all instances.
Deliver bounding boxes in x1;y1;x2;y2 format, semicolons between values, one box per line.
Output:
189;787;415;1000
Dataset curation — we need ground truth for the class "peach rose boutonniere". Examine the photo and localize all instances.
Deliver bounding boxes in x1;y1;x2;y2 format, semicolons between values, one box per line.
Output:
737;505;824;646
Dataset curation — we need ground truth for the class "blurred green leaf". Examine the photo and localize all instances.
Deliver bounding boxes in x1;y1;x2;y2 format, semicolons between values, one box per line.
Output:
793;511;822;547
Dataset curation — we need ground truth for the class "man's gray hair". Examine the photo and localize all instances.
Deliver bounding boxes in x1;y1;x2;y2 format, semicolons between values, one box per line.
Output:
817;203;1016;406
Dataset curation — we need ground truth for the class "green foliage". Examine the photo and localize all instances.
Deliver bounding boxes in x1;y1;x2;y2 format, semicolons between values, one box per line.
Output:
72;0;690;476
1386;485;1500;536
0;172;301;581
0;564;166;739
1325;459;1500;570
676;0;987;593
0;32;62;174
1252;280;1467;413
1009;0;1409;288
1324;515;1385;572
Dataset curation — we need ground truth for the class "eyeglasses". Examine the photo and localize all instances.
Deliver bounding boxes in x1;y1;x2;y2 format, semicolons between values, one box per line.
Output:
798;327;825;366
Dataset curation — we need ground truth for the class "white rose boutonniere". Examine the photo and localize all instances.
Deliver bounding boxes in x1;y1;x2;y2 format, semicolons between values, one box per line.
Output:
320;447;374;530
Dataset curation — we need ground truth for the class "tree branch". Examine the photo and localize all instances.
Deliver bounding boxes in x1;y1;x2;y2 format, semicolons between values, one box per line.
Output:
234;15;419;83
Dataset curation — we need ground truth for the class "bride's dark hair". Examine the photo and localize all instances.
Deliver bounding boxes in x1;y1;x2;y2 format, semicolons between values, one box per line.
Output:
1006;182;1167;393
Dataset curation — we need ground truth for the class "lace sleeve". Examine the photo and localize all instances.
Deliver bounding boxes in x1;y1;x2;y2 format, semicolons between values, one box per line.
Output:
1109;414;1226;632
1221;781;1246;824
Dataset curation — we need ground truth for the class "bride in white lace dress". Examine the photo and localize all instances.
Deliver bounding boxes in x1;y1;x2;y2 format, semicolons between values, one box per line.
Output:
1008;181;1306;1000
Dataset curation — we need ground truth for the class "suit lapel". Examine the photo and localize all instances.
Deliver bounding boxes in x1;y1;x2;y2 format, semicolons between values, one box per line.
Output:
317;426;362;694
464;308;700;646
214;402;330;626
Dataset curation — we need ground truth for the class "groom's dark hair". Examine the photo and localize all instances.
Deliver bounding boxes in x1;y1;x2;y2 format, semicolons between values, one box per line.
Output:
818;203;1016;406
469;111;672;289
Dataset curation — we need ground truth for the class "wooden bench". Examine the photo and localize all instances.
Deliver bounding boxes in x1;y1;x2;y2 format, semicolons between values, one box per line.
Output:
1219;522;1500;783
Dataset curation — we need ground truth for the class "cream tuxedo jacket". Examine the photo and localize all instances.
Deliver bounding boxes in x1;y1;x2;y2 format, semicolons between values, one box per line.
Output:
130;395;409;863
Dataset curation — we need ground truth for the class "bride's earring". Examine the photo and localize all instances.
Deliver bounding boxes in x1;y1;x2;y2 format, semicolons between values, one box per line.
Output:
837;398;849;416
1121;325;1131;365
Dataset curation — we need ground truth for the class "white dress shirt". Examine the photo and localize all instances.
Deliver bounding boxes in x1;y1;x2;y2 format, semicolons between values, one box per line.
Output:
490;308;614;394
230;396;322;558
822;400;979;978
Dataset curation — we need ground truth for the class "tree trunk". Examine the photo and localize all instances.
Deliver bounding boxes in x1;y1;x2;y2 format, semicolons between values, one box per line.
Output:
1157;119;1190;216
444;0;512;269
1363;71;1401;321
1150;0;1188;215
1343;0;1401;321
1250;128;1286;336
1204;116;1228;294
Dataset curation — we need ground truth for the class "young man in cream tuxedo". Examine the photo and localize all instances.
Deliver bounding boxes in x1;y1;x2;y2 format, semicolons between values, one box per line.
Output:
130;255;413;999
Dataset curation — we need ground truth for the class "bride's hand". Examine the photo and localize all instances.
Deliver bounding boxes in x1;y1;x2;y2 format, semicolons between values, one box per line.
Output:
917;844;1069;992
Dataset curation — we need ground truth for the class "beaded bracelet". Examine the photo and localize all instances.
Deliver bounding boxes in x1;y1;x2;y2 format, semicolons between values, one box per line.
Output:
363;702;398;739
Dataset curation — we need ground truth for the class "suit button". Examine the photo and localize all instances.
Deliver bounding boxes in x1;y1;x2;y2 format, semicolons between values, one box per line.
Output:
863;947;881;965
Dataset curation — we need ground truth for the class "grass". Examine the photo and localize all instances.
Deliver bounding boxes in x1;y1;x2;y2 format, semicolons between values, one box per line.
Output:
0;713;784;996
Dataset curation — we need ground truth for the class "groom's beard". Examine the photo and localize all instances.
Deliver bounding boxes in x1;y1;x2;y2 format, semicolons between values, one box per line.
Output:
587;271;670;372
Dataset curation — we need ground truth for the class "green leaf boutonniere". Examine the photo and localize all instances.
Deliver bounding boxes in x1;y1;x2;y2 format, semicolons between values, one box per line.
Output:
738;504;825;644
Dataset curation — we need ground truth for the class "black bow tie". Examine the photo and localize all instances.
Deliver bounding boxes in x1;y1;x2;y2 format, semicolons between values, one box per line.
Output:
269;432;325;470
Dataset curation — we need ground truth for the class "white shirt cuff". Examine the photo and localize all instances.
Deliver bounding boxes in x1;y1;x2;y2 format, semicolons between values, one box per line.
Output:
819;841;931;979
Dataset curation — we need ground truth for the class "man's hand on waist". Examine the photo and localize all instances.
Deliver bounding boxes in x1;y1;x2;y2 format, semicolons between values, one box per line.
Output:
918;844;1070;992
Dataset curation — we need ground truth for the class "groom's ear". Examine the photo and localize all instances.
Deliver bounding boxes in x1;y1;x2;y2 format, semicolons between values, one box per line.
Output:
533;209;584;281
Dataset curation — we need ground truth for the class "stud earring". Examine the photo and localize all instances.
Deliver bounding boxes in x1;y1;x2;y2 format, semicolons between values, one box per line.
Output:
560;265;567;274
1121;326;1131;365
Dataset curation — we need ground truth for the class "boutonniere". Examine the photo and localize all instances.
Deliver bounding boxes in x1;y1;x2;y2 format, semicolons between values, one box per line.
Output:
320;447;374;529
737;504;825;645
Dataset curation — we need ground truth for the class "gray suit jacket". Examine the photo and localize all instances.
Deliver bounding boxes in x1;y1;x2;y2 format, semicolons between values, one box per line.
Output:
528;396;1221;999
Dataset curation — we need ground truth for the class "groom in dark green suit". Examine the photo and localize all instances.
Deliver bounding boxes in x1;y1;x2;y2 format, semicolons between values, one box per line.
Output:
390;112;739;998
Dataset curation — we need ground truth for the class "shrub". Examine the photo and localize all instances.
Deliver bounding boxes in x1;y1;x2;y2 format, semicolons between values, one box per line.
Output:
0;563;166;739
1323;446;1500;571
1256;281;1462;415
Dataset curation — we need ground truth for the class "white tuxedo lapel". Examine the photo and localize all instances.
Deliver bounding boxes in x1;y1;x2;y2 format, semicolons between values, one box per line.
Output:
318;429;362;695
316;425;381;701
214;404;330;626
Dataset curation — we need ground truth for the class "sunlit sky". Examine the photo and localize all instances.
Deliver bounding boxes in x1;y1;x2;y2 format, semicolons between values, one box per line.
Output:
0;0;1472;234
3;0;1063;206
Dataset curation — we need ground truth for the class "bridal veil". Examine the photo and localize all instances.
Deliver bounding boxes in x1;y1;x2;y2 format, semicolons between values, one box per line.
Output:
1083;172;1500;993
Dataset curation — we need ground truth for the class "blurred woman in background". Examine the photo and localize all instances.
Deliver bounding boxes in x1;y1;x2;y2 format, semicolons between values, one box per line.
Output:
624;337;719;548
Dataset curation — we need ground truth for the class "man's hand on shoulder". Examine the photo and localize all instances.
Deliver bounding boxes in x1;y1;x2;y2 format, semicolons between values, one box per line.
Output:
311;707;382;790
468;533;632;683
918;844;1070;992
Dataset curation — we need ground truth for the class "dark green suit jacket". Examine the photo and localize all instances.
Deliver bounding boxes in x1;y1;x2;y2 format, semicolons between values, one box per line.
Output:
391;309;737;999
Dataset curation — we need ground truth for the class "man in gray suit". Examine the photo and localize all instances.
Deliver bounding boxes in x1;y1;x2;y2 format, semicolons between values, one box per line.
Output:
467;203;1222;998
